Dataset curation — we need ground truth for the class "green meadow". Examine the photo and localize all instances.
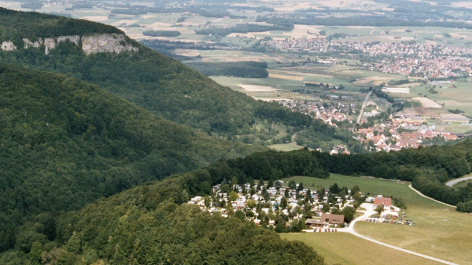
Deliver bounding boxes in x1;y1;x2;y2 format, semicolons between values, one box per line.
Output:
281;233;442;265
282;174;472;265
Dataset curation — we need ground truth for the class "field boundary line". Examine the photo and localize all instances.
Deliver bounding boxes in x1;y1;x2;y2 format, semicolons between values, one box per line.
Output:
408;185;456;208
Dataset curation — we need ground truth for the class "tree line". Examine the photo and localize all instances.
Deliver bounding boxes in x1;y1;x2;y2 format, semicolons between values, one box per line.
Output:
196;23;294;37
185;61;268;78
179;143;472;212
142;30;181;37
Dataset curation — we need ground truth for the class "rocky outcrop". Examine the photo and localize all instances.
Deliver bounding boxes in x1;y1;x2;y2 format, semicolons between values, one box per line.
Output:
23;38;43;49
44;35;80;55
9;34;138;55
81;34;138;55
44;38;55;55
1;41;17;51
57;35;80;45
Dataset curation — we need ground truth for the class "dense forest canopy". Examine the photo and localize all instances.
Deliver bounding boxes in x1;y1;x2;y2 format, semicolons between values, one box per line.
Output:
0;172;325;265
0;63;264;254
0;8;122;46
0;8;341;146
3;136;472;263
217;145;472;209
185;61;269;78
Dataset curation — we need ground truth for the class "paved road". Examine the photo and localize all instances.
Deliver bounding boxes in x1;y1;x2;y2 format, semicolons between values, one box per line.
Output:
445;175;472;187
357;90;373;124
347;203;458;265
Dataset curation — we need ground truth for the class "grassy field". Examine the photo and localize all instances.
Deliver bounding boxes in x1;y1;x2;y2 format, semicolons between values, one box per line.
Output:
280;233;443;265
409;79;472;117
281;174;472;265
269;142;305;151
209;76;309;101
280;64;408;91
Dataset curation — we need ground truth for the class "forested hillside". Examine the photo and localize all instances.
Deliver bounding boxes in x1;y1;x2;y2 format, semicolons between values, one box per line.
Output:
5;138;472;263
0;172;325;265
207;144;472;211
0;63;264;253
0;8;341;145
0;8;121;44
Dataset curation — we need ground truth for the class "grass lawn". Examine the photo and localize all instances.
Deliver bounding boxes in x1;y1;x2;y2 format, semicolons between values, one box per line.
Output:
269;142;304;151
280;233;442;265
281;174;472;265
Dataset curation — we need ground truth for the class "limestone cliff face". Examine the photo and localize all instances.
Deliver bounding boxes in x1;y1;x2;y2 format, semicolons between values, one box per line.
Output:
82;34;138;55
9;34;138;55
1;41;17;51
43;35;80;54
23;38;43;49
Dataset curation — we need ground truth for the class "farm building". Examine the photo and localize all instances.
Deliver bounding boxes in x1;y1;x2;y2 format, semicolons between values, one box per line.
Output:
374;196;392;207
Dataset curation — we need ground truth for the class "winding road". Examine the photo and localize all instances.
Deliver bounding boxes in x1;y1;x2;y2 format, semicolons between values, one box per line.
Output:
445;175;472;187
347;203;458;265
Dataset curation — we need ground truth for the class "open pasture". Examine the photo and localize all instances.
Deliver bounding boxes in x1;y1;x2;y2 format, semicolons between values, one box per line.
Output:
411;97;442;108
277;64;407;90
408;80;472;117
353;76;395;86
281;233;442;265
282;174;472;265
209;76;309;101
269;142;305;151
268;72;305;81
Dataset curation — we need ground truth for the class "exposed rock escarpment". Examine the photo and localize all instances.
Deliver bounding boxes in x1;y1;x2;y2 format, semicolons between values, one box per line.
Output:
1;34;138;55
82;34;138;55
0;41;17;51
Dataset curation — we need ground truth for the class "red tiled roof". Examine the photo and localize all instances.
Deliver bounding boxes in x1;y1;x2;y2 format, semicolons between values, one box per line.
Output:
374;197;391;207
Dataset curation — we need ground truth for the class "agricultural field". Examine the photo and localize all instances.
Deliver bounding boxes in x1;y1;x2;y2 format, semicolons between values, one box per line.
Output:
210;76;309;101
282;174;472;265
281;233;442;265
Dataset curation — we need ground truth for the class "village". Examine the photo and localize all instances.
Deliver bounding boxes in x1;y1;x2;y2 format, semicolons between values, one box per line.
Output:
188;179;412;233
276;96;464;153
278;99;355;125
265;38;472;78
